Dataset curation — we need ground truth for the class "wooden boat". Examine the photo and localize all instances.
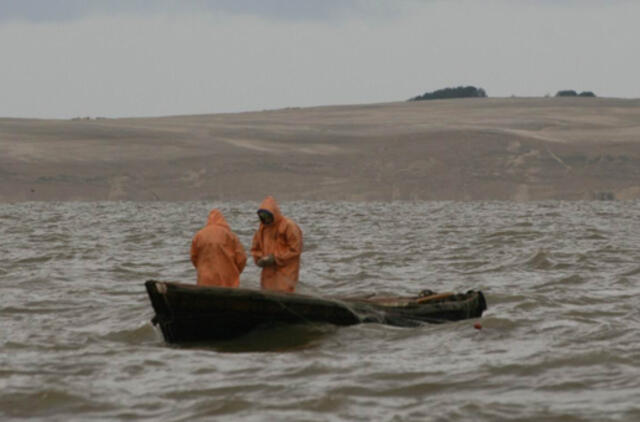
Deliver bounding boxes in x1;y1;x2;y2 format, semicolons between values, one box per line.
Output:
145;280;487;344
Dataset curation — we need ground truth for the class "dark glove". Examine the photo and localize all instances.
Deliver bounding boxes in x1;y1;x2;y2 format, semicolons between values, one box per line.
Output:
257;254;276;267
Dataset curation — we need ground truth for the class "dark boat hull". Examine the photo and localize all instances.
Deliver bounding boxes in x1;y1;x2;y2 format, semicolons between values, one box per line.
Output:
145;280;487;344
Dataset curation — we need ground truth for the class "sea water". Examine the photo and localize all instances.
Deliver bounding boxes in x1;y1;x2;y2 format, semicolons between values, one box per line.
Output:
1;201;639;421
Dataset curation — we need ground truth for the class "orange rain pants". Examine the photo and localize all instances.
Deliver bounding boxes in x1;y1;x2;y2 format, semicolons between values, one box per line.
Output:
191;209;247;288
251;196;303;293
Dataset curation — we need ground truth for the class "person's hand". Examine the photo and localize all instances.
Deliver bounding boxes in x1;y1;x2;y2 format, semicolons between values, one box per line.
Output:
257;254;275;267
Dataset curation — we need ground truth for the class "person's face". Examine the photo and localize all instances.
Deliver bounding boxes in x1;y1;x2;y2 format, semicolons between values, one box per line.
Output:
258;210;274;225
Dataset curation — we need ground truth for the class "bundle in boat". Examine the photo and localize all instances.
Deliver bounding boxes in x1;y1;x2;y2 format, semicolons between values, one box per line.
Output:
145;280;487;344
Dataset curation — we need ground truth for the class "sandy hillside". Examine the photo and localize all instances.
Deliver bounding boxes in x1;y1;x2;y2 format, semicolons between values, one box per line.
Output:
1;97;640;201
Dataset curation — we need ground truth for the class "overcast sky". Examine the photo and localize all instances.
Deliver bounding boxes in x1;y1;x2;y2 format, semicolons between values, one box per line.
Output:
1;0;638;118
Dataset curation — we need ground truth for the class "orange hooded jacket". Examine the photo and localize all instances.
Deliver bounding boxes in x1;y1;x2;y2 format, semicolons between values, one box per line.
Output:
251;196;303;293
191;209;247;288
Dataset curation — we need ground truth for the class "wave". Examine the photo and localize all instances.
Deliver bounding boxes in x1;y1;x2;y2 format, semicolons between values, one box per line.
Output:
0;390;115;418
100;322;159;344
538;274;586;290
620;265;640;277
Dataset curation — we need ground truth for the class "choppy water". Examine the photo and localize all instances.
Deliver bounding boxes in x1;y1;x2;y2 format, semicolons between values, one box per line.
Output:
1;201;639;421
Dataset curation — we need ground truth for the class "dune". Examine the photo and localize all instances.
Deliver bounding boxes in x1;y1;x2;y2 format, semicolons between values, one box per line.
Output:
1;97;640;202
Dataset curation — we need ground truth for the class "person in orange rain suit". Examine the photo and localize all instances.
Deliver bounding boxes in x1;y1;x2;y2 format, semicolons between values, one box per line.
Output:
251;196;303;293
190;209;247;288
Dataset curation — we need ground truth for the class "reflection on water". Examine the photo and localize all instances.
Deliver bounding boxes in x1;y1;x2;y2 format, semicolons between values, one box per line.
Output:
1;200;640;421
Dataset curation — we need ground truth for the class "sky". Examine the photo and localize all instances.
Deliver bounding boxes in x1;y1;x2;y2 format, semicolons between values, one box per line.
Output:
1;0;639;118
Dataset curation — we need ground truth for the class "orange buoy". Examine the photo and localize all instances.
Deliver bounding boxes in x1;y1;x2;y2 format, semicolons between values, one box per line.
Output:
473;322;482;330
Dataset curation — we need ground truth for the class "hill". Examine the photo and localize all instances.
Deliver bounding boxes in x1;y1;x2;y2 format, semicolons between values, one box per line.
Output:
2;97;640;201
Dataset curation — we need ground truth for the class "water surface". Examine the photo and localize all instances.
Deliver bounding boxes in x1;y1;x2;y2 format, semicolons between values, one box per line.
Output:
1;201;639;421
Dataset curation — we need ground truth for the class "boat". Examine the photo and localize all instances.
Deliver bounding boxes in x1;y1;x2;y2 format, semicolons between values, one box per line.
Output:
145;280;487;344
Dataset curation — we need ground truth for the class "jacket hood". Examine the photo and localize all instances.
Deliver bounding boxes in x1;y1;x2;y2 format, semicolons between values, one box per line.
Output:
206;209;231;230
258;196;283;224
